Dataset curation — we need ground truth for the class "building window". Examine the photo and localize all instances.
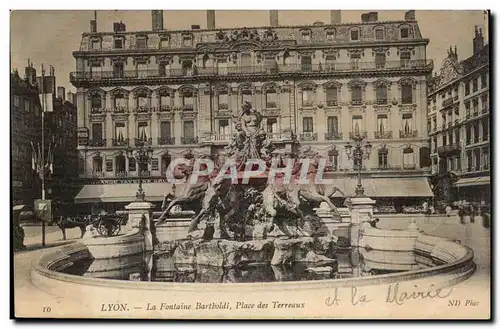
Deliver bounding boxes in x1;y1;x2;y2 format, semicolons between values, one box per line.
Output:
91;39;101;50
327;116;338;135
375;28;384;40
115;122;126;142
465;81;470;95
161;154;172;173
160;38;169;48
114;38;123;49
350;53;361;70
376;85;388;104
326;86;338;106
136;37;147;49
151;158;159;171
350;28;359;41
375;53;386;69
136;62;148;79
218;119;230;135
183;121;195;138
402;113;413;134
325;55;336;70
265;89;278;108
403;148;415;169
182;60;193;76
465;101;471;116
24;100;30;113
352;115;363;134
160;93;172;109
159;62;170;77
129;157;136;172
218;91;228;110
400;51;411;67
401;84;413;104
182;92;194;110
93;156;103;172
106;159;113;172
138;122;148;141
472;78;478;92
303;117;313;133
13;95;20;107
114;93;127;109
137;92;149;109
472;99;479;114
400;27;409;38
217;60;228;75
301;56;312;72
301;88;314;107
91;94;101;109
481;73;487;88
351;85;362;104
267;118;278;133
182;35;192;47
160;121;171;139
92;123;103;141
241;89;252;105
301;30;311;42
113;63;124;78
377;114;388;133
326;30;335;41
378;148;388;168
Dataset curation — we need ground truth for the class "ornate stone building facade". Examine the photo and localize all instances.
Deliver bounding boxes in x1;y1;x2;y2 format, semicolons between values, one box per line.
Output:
71;10;434;209
428;27;490;205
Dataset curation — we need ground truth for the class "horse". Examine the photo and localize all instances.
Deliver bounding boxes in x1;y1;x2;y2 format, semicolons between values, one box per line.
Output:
53;215;89;240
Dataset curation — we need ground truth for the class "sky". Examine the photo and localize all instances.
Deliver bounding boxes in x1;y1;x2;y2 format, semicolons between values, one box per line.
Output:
10;10;488;93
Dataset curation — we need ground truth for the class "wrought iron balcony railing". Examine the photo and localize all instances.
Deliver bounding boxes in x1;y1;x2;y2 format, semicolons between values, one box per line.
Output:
350;100;363;106
374;131;393;139
376;98;388;105
181;136;199;145
349;131;367;139
157;137;176;145
403;164;417;170
299;132;317;141
112;138;129;147
302;100;315;108
325;132;343;140
266;133;283;141
371;165;402;171
399;130;418;138
70;60;434;83
134;137;153;146
438;143;461;155
442;98;454;107
211;134;231;142
88;138;107;147
326;100;338;106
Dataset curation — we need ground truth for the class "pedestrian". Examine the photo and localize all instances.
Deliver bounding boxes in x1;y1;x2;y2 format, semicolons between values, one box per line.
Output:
470;205;475;223
458;206;465;224
422;200;428;215
445;205;452;217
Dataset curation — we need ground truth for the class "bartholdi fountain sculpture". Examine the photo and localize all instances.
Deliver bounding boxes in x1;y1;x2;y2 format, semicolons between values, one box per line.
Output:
155;101;342;268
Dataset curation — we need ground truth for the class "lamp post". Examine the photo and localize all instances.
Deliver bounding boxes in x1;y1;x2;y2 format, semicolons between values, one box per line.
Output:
126;144;154;202
345;134;372;197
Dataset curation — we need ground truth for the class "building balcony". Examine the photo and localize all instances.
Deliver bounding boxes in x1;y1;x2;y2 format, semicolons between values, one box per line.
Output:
69;60;433;84
112;138;129;147
181;136;199;145
371;165;402;171
438;143;461;156
90;171;105;178
266;133;283;141
350;100;363;106
266;101;278;109
114;171;127;178
183;104;195;111
159;105;173;112
302;101;315;108
349;131;368;140
376;98;388;105
218;103;229;110
299;132;317;141
442;98;454;108
211;134;231;142
325;132;342;140
326;100;338;107
374;131;392;139
157;137;176;145
134;137;152;146
399;130;418;138
403;164;417;170
88;139;107;147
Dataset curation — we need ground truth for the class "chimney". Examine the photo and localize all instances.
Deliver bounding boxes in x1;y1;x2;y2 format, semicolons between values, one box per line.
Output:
473;26;484;55
330;10;341;24
405;10;415;21
191;24;200;30
25;60;36;86
152;10;163;32
57;87;66;101
368;12;378;22
114;21;126;32
270;10;279;27
90;11;97;32
361;13;370;22
67;91;74;104
207;10;215;29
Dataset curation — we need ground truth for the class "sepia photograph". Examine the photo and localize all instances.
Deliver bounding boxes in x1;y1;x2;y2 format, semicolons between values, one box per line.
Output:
10;9;491;320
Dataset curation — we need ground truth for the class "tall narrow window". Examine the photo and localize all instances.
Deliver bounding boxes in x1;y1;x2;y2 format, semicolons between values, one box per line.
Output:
326;30;335;41
402;113;413;134
302;31;311;42
302;88;314;107
115;122;126;142
378;148;388;168
138;122;148;141
91;39;101;50
159;62;170;77
303;117;313;133
481;73;487;88
375;53;386;69
326;87;337;106
129;157;136;172
182;61;193;76
217;60;228;75
93;156;103;172
401;84;413;104
400;27;409;39
327;116;338;136
376;85;387;104
160;93;172;109
182;92;194;110
352;115;363;134
182;35;192;47
465;81;470;95
350;53;361;70
160;121;171;139
241;89;252;105
403;148;415;169
114;93;127;110
377;114;388;133
218;91;228;110
325;55;336;71
218;119;230;135
267;118;278;133
400;51;411;67
264;57;278;73
265;89;278;108
91;94;101;109
115;155;126;173
92;123;102;141
350;29;359;41
137;92;149;109
136;37;147;49
114;38;123;49
375;28;384;40
472;78;478;92
301;56;312;72
183;121;195;138
136;62;148;79
351;86;362;104
113;63;124;78
241;53;252;73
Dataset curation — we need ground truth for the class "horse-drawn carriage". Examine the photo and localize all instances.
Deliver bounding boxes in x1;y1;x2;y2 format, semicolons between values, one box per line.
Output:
55;212;128;240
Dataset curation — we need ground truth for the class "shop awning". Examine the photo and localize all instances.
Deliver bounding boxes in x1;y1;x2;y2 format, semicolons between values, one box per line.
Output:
325;177;434;198
455;176;490;188
74;183;177;204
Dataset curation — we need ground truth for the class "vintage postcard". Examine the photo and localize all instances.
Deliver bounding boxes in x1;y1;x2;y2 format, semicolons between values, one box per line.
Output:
11;9;490;319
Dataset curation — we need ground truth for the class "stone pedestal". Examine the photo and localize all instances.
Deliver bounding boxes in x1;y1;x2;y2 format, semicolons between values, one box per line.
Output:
349;197;376;247
314;202;350;237
125;201;154;251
